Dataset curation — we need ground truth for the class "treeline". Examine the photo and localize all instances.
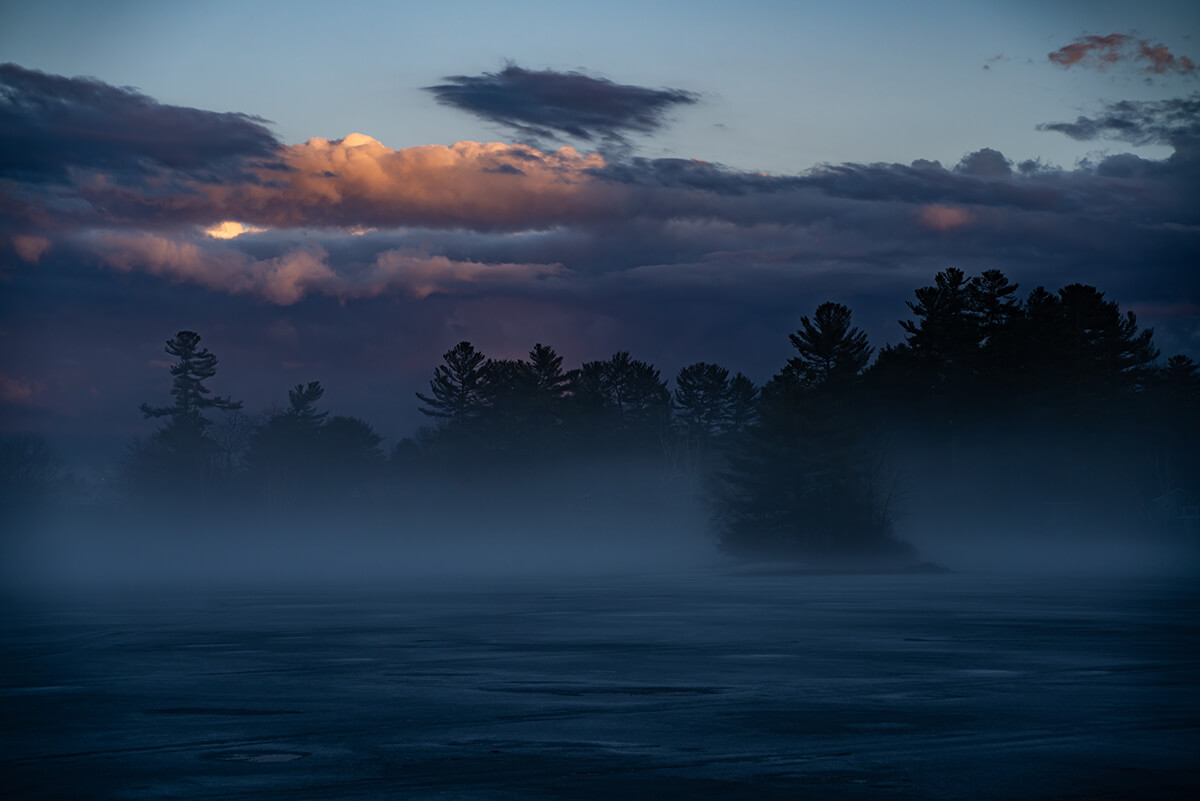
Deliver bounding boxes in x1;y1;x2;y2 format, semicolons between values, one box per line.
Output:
405;342;757;469
5;267;1198;565
861;270;1200;551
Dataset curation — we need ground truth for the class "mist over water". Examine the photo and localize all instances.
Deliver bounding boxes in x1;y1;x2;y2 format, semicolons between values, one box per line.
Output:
6;464;716;589
5;421;1199;801
6;459;1198;592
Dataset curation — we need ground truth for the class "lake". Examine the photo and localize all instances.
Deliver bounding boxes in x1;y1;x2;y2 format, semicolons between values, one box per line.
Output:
3;571;1198;799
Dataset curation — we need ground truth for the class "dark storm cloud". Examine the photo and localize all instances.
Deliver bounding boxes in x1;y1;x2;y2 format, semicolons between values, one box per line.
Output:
954;147;1012;178
587;148;1139;218
424;64;699;150
587;157;804;194
1037;94;1200;152
0;63;281;183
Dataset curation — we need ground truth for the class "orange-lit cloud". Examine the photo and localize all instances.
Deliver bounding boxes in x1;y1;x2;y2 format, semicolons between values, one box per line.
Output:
1049;34;1131;68
97;234;337;305
366;250;562;300
918;204;973;231
1049;34;1196;77
204;221;267;239
12;234;51;263
1138;41;1197;76
93;233;562;304
192;135;616;232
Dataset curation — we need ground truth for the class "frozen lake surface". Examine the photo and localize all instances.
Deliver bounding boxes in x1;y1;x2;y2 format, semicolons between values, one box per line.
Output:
3;572;1198;799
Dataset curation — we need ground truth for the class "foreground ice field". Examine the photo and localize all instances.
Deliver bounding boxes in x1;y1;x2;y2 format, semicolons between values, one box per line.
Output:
2;571;1198;799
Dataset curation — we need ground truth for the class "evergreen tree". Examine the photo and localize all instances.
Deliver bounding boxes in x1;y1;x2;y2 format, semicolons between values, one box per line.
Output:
1007;285;1064;402
968;269;1021;346
715;309;905;564
1013;284;1158;412
1055;283;1158;393
139;331;242;430
478;357;536;457
246;381;329;506
900;268;977;365
529;343;570;402
131;331;241;496
416;342;490;426
587;352;670;421
785;302;872;389
286;381;328;427
869;268;1015;421
670;362;734;472
481;358;535;413
716;377;904;563
673;362;732;440
726;373;759;436
567;351;670;449
1160;354;1200;396
523;343;572;452
962;269;1023;409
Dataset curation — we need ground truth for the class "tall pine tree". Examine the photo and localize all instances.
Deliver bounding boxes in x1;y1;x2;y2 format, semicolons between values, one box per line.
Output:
130;331;242;498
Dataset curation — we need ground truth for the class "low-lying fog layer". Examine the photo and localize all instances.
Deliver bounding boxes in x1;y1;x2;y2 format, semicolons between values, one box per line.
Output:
4;444;1200;589
6;505;1199;589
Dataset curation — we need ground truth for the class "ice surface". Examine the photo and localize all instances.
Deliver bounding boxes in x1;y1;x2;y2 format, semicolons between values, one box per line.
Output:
2;572;1198;799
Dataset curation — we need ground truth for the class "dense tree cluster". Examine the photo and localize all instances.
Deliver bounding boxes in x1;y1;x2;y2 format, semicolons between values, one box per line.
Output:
869;269;1162;416
5;268;1197;566
864;270;1195;550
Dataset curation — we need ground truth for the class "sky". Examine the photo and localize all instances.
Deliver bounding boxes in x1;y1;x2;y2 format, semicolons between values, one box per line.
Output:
1;0;1198;467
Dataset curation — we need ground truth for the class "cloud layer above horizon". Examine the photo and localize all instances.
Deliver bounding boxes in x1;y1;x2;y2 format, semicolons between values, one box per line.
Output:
2;50;1198;441
5;61;1195;303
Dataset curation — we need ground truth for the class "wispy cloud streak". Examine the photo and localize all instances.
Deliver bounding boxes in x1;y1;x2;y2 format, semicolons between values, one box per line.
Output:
92;233;562;304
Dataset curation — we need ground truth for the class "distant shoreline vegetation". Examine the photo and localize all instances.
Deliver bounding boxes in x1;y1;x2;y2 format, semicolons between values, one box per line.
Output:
3;268;1198;571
